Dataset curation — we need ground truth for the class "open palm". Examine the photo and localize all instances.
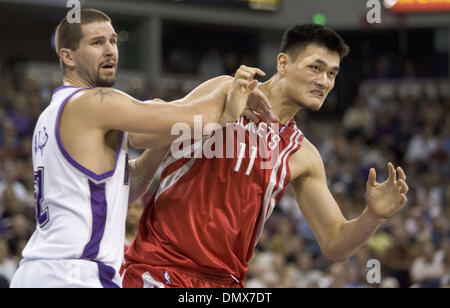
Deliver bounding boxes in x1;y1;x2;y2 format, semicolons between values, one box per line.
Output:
366;163;409;219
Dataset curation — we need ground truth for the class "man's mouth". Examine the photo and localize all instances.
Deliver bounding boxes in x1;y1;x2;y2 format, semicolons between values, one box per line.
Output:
100;62;116;72
310;90;324;98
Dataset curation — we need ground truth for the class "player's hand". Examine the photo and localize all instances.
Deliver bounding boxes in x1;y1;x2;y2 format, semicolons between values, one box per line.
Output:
246;89;279;123
366;163;409;220
220;65;268;125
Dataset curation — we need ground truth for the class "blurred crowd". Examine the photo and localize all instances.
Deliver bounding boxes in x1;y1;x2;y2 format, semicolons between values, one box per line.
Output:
0;60;449;288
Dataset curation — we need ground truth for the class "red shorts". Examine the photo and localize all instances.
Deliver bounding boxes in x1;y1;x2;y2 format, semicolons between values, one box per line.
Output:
122;264;244;288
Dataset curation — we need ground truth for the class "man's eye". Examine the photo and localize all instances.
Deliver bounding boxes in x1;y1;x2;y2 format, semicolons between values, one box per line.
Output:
310;65;320;71
110;40;117;45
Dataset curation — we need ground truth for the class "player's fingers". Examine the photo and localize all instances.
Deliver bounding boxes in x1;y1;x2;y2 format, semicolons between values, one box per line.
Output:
398;179;409;194
387;162;396;183
262;109;279;123
251;89;272;110
235;79;250;88
247;90;278;123
247;80;259;92
400;193;407;205
239;65;266;77
243;109;260;123
397;166;406;181
253;67;266;77
255;105;278;123
367;168;376;186
236;70;252;81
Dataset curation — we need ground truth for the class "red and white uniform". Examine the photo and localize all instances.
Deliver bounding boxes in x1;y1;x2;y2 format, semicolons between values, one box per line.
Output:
123;117;304;288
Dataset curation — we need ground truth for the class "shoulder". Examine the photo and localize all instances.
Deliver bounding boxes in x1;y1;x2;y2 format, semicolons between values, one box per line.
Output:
61;87;129;129
72;87;130;105
289;136;326;183
66;87;138;115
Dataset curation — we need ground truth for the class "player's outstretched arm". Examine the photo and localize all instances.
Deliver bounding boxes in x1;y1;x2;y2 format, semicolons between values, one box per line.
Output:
72;85;227;136
292;139;408;262
128;66;276;149
128;75;231;149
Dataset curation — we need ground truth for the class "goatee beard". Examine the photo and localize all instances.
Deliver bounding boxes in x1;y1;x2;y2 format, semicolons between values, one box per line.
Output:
96;76;116;87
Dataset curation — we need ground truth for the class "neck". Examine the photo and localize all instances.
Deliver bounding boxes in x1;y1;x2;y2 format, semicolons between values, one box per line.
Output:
259;74;301;125
63;70;95;89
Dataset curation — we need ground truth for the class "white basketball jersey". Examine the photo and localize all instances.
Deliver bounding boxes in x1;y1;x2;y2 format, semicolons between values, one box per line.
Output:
22;86;129;287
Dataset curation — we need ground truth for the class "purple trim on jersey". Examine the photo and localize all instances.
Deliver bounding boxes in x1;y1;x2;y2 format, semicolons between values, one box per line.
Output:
81;180;107;260
55;88;125;182
97;262;119;288
53;85;77;94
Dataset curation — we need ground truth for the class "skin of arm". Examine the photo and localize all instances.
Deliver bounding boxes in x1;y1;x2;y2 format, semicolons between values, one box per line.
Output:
76;81;229;137
291;138;408;262
128;146;169;203
128;75;233;149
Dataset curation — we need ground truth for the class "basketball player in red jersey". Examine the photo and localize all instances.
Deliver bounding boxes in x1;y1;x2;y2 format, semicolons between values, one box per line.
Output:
122;24;409;288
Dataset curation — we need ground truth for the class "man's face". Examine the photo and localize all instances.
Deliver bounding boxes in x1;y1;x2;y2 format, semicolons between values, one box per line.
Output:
283;43;340;110
73;21;118;87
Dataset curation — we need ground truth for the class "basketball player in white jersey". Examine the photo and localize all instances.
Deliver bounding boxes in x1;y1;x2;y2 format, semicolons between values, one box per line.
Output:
10;9;274;288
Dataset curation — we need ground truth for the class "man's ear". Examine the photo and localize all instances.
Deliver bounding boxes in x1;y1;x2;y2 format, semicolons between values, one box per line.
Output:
59;48;75;69
277;53;288;76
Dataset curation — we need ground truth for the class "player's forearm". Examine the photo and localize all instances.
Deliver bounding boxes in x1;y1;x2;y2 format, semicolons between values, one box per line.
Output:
183;80;230;125
129;133;177;149
128;159;152;204
130;83;231;149
326;207;385;262
128;147;168;203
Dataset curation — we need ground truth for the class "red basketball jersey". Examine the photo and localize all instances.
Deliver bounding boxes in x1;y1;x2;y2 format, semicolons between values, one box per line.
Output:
125;117;304;284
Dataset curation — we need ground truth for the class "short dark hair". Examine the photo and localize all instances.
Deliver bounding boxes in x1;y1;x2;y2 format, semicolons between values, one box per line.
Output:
280;24;350;60
55;9;112;71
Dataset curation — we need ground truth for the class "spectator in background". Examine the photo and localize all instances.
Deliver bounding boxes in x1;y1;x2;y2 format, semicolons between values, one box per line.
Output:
439;242;450;287
0;119;21;158
0;165;32;218
0;238;17;286
223;52;239;76
125;200;144;248
294;252;324;287
342;96;373;140
7;215;32;259
410;241;445;288
7;93;34;136
406;125;439;163
370;55;394;79
166;48;191;74
199;48;224;80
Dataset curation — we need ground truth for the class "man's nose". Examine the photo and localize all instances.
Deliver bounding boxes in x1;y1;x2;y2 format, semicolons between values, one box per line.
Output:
104;41;115;56
315;72;329;89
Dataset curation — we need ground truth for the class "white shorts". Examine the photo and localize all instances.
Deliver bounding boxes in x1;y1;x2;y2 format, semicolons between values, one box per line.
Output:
10;259;122;288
